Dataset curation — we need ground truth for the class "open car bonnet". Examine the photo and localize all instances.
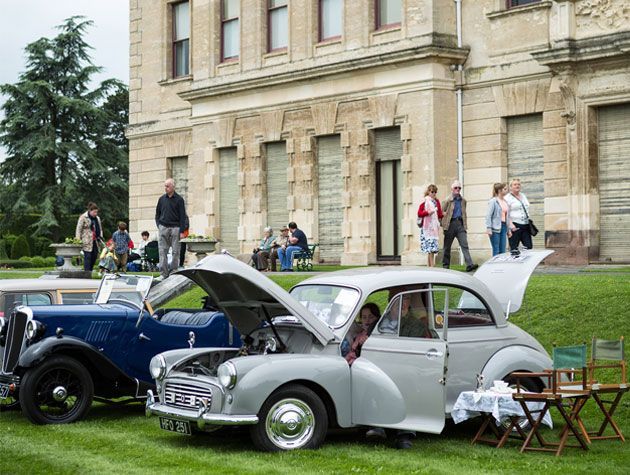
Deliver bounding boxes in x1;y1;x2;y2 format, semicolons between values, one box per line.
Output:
473;249;553;314
175;255;335;345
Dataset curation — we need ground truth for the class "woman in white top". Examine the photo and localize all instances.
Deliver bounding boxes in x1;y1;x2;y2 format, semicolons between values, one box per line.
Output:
505;178;533;250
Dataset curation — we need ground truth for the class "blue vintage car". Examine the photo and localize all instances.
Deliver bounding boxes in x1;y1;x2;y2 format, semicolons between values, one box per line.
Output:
0;274;240;424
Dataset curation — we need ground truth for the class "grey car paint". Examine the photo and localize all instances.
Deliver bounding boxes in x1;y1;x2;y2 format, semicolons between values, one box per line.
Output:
147;250;553;449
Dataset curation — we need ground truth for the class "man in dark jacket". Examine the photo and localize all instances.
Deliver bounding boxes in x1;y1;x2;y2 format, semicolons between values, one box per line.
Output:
441;180;477;272
155;178;187;279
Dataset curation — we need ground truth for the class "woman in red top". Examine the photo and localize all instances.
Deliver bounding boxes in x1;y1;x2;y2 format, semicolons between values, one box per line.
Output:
417;184;444;267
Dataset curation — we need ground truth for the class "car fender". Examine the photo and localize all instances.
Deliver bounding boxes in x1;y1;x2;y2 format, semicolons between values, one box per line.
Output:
228;354;352;427
481;345;552;388
18;335;132;384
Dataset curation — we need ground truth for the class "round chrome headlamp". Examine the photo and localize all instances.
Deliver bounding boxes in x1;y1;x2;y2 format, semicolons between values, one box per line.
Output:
25;320;45;341
217;361;237;389
149;354;166;381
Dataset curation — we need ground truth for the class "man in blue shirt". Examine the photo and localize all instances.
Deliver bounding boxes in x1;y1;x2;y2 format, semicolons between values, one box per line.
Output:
441;180;477;272
277;222;308;272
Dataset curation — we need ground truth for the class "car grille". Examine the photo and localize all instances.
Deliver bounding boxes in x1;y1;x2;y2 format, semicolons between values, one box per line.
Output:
2;311;27;374
164;382;213;409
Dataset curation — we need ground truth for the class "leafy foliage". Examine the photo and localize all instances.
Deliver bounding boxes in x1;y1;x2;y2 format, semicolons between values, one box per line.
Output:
0;240;7;259
10;235;31;259
0;16;128;241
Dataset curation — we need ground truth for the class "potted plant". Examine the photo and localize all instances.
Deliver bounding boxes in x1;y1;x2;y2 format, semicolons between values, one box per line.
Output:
50;238;84;270
181;234;218;261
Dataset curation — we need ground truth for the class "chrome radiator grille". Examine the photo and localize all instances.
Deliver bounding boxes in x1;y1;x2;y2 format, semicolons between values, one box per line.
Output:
2;311;27;374
164;382;213;409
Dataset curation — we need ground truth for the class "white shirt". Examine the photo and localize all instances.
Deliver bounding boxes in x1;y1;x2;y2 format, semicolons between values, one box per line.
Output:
505;193;530;225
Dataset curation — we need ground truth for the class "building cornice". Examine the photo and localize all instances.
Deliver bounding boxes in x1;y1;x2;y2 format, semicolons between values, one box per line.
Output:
179;37;469;102
531;31;630;72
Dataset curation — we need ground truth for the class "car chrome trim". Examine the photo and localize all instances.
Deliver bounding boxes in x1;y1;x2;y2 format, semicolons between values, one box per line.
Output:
146;390;258;426
2;308;31;374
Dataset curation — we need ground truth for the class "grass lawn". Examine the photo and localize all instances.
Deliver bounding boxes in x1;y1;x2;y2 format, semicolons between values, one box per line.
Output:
1;272;629;474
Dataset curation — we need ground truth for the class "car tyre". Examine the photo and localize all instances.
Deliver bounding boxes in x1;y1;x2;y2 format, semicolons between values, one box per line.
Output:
0;393;20;412
250;384;328;452
20;355;94;425
500;375;541;433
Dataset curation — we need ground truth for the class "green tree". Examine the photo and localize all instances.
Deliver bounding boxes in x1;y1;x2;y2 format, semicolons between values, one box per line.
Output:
0;16;128;241
10;235;31;259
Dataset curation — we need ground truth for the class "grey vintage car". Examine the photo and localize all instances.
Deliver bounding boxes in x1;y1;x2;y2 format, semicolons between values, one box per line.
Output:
146;251;553;451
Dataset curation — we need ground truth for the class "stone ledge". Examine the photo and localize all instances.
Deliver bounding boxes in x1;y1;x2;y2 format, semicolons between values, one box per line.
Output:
486;1;552;20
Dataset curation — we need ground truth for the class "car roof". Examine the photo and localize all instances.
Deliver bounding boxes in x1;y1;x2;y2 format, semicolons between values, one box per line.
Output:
0;278;100;293
297;267;503;312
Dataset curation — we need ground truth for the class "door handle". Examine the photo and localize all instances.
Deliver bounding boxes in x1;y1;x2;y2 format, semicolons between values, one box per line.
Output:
138;333;151;341
426;348;443;359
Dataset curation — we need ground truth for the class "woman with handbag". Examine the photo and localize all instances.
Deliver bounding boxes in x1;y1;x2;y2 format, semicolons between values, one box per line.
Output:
505;178;535;250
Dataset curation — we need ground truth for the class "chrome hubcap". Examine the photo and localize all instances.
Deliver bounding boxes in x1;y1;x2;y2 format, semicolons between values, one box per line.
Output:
52;386;68;402
265;398;315;449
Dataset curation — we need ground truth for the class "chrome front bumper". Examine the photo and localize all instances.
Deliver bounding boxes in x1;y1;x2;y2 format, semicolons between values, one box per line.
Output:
145;390;259;429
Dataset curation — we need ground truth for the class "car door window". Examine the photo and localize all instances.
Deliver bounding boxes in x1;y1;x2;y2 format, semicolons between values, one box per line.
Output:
376;290;440;339
432;285;493;327
3;292;52;315
60;291;96;305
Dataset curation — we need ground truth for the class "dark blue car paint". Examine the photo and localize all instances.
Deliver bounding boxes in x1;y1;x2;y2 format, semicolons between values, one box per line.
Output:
18;302;241;396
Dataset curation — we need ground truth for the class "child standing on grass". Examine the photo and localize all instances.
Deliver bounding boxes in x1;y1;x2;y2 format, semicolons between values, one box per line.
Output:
112;222;131;272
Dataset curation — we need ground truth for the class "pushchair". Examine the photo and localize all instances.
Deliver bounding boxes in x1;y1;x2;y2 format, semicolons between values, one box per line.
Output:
141;241;160;272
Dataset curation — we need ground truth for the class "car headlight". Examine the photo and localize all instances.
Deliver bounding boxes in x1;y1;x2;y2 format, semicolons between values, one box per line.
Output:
25;320;45;341
217;361;237;389
149;354;166;381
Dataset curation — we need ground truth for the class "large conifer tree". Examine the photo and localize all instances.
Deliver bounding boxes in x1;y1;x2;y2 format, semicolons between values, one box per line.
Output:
0;16;128;240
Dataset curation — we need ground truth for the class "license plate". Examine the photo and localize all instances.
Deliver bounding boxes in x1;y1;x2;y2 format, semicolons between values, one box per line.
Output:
159;416;192;435
0;383;10;400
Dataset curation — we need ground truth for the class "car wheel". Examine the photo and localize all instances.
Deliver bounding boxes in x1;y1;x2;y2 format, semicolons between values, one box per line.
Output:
0;393;20;411
20;355;94;425
250;384;328;451
500;375;541;433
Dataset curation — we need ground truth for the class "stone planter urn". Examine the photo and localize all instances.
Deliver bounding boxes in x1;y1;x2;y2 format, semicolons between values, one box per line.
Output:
50;243;83;270
181;238;218;262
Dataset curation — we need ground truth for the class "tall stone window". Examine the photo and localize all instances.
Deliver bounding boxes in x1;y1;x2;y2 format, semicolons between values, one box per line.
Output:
506;0;540;8
319;0;342;42
221;0;240;61
265;142;289;233
374;127;403;260
376;0;401;30
168;156;189;203
317;135;344;263
172;1;190;77
268;0;288;52
506;114;544;249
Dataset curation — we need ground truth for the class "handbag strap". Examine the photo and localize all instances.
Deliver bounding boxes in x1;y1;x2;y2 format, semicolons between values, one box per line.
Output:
510;193;529;220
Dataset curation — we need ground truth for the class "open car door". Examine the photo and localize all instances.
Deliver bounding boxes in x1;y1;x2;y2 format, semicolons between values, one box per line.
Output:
350;288;449;434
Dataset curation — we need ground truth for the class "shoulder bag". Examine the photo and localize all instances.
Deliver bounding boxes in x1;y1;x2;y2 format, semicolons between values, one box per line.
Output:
510;193;538;237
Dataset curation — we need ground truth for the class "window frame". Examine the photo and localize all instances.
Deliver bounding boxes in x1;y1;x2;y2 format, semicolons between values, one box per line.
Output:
318;0;342;43
375;0;402;31
221;0;240;62
267;0;289;53
506;0;541;8
432;284;496;328
171;0;190;78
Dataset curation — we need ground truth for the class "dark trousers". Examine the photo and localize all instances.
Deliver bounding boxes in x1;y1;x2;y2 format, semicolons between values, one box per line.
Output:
269;247;280;271
83;241;98;271
509;222;533;250
442;218;474;268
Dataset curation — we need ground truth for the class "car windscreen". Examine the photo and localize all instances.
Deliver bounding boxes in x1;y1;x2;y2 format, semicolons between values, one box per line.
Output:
95;274;153;307
290;285;359;328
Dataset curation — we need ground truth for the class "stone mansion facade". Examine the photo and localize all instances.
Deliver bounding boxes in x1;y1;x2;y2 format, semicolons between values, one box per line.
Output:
127;0;630;265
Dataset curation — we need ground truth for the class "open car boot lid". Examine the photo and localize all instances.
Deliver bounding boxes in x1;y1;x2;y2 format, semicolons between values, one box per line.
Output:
176;255;335;345
472;249;553;315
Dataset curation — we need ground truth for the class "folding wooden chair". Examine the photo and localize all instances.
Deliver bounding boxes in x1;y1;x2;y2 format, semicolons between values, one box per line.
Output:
512;344;591;456
586;337;627;442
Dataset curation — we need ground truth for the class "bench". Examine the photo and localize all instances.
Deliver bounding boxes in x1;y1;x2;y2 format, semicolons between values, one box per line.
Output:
292;244;318;271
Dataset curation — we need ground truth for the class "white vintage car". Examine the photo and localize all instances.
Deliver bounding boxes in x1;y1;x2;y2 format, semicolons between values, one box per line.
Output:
146;251;553;451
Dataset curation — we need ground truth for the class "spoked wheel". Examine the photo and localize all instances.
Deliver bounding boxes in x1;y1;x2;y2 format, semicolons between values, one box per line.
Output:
250;384;328;451
20;356;94;424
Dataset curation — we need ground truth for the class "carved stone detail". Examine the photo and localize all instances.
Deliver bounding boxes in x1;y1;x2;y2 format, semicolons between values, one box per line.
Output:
557;73;577;129
576;0;630;30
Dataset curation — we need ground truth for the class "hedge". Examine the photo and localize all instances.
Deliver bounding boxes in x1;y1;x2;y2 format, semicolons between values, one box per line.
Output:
0;259;34;269
10;235;31;259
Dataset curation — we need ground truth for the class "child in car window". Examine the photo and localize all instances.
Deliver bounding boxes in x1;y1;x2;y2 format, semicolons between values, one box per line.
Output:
345;303;380;365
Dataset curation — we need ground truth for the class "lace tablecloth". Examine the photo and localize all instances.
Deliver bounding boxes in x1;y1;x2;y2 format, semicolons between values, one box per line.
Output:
452;390;553;428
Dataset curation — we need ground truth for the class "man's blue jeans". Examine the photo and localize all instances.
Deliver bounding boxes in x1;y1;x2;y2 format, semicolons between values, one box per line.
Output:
278;245;303;270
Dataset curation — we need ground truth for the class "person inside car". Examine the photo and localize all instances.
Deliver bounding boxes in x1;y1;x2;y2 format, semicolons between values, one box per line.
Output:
345;303;379;365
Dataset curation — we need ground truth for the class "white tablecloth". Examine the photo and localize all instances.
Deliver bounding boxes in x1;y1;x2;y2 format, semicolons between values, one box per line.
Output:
452;390;553;428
